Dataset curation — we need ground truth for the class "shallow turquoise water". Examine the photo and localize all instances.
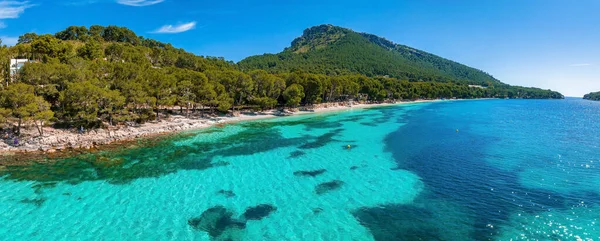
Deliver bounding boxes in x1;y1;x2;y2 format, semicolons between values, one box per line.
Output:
1;99;599;240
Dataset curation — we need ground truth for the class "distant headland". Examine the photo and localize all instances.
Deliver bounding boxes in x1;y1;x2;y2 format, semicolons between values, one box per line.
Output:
583;91;600;101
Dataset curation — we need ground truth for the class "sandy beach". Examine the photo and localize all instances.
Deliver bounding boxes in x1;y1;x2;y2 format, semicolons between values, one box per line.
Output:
0;100;439;155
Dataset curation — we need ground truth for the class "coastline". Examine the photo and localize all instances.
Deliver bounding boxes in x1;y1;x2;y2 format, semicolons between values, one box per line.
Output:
0;100;441;157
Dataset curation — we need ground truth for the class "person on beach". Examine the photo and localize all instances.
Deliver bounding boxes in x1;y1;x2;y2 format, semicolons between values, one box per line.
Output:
13;137;18;146
79;126;84;134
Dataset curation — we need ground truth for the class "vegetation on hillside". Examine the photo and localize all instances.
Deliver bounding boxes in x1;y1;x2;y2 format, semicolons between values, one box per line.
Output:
239;24;503;86
0;25;563;136
583;91;600;101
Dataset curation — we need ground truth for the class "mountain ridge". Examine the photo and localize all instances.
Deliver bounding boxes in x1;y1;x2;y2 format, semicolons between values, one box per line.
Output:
0;24;564;139
239;24;502;86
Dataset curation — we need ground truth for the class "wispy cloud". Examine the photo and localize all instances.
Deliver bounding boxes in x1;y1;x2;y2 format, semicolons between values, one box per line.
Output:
0;36;19;46
117;0;164;6
569;63;593;67
0;1;36;19
152;21;196;34
0;22;6;29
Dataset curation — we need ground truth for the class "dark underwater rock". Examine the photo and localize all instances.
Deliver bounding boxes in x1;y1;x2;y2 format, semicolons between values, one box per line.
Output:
299;129;343;149
212;161;230;167
352;205;442;241
293;169;326;177
188;206;246;239
313;207;324;215
315;180;345;195
242;204;277;220
217;190;236;198
288;150;306;158
360;122;378;127
19;197;46;207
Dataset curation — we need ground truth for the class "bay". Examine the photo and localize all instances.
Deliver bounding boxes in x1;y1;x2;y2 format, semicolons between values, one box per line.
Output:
1;99;598;240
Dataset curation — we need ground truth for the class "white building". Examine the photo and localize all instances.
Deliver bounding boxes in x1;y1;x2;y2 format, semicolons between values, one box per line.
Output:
10;59;30;76
468;85;488;89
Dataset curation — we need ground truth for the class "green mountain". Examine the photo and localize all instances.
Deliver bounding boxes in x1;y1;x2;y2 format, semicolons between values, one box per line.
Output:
583;91;600;101
239;24;502;86
0;25;563;134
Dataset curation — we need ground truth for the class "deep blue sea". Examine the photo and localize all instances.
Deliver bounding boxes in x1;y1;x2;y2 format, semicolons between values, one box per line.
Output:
1;98;599;240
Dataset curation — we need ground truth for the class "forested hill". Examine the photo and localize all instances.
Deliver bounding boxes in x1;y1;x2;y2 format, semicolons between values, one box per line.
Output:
0;25;563;134
583;91;600;101
239;24;502;86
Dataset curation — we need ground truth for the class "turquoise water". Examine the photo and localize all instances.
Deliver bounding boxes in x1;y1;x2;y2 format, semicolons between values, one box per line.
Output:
1;99;599;240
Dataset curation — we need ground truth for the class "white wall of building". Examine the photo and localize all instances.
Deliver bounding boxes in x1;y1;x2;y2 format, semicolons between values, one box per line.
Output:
9;59;29;76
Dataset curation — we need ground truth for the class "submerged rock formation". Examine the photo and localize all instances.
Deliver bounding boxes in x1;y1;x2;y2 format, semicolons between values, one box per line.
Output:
216;190;236;198
293;169;327;177
315;180;345;195
188;206;246;240
188;204;278;240
288;150;305;158
242;204;278;220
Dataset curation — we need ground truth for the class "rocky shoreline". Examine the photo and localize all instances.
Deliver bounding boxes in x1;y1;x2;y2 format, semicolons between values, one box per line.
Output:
0;100;437;156
1;116;212;153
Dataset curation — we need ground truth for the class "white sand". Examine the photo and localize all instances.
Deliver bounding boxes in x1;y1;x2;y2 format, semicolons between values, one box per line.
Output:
0;100;441;154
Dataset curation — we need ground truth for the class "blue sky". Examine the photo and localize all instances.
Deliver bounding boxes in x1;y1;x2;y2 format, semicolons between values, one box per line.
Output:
0;0;598;96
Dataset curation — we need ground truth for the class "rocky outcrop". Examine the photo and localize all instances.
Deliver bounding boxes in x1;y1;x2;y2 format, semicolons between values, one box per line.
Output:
0;117;213;153
0;101;414;154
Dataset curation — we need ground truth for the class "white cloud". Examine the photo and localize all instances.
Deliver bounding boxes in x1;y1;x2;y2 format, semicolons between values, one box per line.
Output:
0;22;6;29
117;0;164;6
0;36;19;46
0;1;36;19
569;63;593;67
152;21;196;34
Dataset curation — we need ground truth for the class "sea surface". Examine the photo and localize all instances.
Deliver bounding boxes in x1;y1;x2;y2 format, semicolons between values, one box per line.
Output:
1;98;599;241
